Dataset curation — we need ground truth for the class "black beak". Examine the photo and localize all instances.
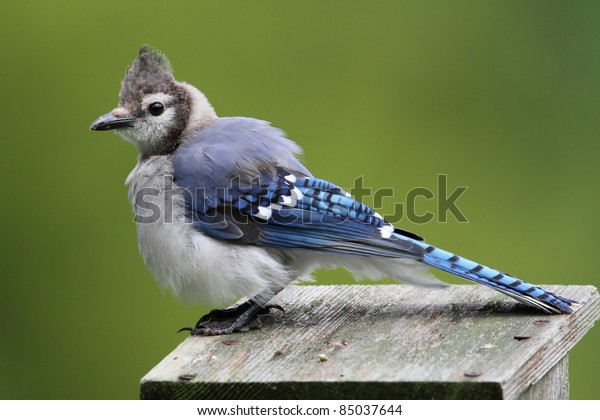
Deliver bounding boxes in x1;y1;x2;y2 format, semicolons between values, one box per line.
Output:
90;112;136;131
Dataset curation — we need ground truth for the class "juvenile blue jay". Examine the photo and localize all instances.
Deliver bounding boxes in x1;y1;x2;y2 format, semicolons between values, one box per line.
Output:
91;46;576;335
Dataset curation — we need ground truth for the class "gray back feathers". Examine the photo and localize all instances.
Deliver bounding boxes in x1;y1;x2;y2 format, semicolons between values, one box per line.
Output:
174;117;311;211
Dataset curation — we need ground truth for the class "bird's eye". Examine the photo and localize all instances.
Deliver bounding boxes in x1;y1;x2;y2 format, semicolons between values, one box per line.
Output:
148;102;165;116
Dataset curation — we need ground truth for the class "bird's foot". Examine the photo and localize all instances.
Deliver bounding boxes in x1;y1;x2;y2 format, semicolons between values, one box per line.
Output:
178;301;283;336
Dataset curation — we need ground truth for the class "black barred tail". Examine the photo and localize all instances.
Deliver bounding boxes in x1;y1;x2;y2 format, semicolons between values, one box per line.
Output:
409;241;577;314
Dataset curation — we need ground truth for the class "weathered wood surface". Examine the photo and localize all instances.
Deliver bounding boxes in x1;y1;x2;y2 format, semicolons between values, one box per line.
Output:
140;284;599;400
518;355;569;400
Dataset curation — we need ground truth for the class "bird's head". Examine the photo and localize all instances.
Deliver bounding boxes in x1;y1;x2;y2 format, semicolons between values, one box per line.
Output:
90;45;217;156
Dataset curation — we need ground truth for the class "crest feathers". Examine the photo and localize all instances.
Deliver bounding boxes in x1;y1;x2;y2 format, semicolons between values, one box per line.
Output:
119;45;176;106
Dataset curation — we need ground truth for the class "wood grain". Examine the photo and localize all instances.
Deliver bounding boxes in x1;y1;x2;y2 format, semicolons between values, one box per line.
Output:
141;284;599;399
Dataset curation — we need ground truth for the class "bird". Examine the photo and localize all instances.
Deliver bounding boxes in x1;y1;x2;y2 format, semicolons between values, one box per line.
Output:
90;45;576;336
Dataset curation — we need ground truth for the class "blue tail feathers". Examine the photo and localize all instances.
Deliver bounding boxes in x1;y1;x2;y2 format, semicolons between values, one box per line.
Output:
399;235;577;314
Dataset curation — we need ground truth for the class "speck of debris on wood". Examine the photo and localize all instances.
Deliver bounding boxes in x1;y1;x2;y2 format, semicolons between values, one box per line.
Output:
429;311;442;320
326;340;348;347
274;349;288;356
514;335;531;341
318;353;329;362
222;340;239;346
464;371;482;378
178;374;196;381
533;320;550;325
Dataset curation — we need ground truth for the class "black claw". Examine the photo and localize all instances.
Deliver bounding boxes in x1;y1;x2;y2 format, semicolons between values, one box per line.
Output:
182;301;285;337
261;304;284;313
177;326;193;333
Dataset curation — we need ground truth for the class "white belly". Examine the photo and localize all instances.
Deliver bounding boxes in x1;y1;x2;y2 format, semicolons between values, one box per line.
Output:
126;155;292;305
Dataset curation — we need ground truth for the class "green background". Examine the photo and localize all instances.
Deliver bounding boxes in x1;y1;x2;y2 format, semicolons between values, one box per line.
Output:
1;0;598;399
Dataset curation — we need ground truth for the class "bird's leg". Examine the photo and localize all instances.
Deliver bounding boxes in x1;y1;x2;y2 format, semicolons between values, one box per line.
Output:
178;300;284;336
195;300;254;323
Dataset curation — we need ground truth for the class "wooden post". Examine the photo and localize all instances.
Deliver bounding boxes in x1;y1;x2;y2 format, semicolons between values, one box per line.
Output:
140;284;599;399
